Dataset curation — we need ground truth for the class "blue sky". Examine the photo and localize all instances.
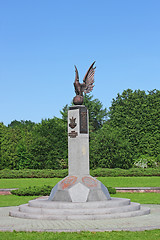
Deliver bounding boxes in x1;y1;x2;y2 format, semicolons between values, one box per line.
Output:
0;0;160;126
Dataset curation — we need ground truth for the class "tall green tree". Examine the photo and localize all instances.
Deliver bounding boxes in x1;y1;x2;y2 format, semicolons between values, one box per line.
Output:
8;120;36;131
109;89;160;158
0;122;34;169
90;123;133;169
0;123;6;169
83;94;108;131
1;126;21;169
31;117;68;169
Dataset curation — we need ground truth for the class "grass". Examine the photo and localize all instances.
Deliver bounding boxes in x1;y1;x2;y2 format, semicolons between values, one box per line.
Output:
0;177;159;238
98;177;160;187
111;192;160;204
0;192;159;207
0;195;38;207
0;230;160;240
0;176;159;207
0;178;61;189
0;177;160;189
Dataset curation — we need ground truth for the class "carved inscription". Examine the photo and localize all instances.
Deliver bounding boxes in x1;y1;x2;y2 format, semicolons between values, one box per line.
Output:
80;107;88;134
68;131;78;138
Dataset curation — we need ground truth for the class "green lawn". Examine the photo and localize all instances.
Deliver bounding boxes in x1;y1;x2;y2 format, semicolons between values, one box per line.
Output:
0;177;159;238
0;192;159;207
111;192;160;204
0;195;38;207
0;230;160;240
0;177;159;207
98;177;160;187
0;177;159;189
0;178;61;189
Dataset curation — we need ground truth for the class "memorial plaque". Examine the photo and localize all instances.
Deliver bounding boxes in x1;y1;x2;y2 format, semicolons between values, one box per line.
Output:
68;131;78;138
79;107;88;134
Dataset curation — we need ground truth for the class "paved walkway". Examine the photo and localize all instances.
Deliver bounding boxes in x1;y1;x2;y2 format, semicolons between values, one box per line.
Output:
0;204;160;232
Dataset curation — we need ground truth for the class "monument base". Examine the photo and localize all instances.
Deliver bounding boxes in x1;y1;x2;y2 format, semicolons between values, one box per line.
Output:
48;175;111;202
9;197;150;220
9;176;150;220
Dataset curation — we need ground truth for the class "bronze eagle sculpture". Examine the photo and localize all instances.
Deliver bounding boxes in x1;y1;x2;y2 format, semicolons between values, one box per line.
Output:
73;61;96;105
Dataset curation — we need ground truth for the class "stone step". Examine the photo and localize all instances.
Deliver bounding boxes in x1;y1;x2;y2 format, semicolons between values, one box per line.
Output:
9;197;150;220
19;202;140;215
9;206;150;220
28;197;131;209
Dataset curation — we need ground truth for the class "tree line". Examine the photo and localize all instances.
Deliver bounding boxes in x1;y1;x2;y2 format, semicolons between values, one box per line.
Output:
0;89;159;170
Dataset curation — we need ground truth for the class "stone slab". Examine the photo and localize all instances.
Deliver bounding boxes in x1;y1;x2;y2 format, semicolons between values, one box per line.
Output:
68;182;89;202
0;204;159;232
9;206;150;220
18;202;141;215
28;198;131;209
68;107;89;176
9;197;150;220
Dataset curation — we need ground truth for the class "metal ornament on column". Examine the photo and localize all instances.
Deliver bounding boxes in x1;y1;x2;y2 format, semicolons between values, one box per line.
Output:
73;61;96;105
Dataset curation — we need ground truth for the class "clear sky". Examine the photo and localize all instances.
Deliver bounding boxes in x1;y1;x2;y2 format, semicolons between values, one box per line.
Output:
0;0;160;126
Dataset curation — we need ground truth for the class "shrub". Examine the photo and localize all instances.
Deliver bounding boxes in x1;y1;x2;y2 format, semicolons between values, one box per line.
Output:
11;185;116;196
134;155;158;168
11;185;53;196
0;169;68;179
0;168;160;179
90;167;160;177
107;187;116;194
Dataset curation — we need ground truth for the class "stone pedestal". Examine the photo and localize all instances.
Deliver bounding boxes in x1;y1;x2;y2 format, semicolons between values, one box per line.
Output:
68;105;89;176
48;105;111;202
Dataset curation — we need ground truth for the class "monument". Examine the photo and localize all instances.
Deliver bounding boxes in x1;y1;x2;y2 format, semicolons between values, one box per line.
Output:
9;62;150;219
48;61;111;203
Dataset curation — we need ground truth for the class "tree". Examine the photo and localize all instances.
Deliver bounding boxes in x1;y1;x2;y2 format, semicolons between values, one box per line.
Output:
90;124;133;169
60;104;69;122
0;122;34;170
108;89;160;158
0;126;22;169
83;94;108;131
0;123;6;169
8;120;36;131
31;117;68;169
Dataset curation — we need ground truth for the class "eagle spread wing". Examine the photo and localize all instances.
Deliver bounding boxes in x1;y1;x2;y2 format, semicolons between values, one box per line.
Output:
74;65;79;82
82;61;96;94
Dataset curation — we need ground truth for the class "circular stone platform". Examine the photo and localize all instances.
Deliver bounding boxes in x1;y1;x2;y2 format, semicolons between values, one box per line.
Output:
0;204;159;232
9;197;150;220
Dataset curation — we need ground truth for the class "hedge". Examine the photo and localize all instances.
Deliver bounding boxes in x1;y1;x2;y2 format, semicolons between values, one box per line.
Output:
11;185;116;196
0;168;159;178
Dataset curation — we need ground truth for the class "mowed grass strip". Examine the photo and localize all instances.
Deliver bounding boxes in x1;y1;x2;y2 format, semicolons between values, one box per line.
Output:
0;230;160;240
0;192;159;207
0;195;38;207
0;177;160;189
0;178;61;189
111;192;160;204
98;177;160;187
